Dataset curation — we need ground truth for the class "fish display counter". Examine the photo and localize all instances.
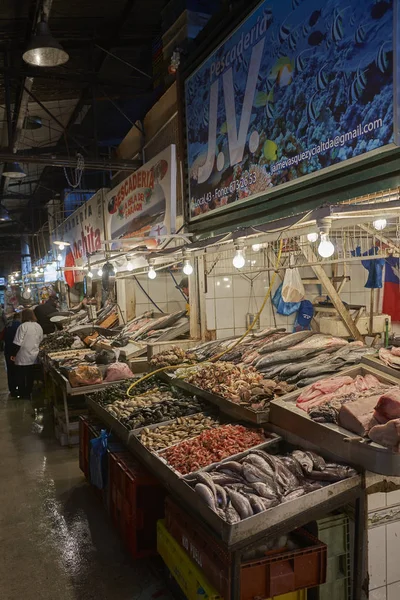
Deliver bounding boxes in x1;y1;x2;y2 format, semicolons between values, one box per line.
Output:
85;375;363;545
270;365;400;476
362;349;400;379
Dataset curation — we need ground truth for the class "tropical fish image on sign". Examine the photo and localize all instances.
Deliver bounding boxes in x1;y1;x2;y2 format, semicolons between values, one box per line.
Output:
185;0;395;220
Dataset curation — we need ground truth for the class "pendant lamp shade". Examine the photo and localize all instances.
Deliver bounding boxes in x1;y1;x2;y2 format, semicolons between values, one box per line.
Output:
23;21;69;67
2;162;26;179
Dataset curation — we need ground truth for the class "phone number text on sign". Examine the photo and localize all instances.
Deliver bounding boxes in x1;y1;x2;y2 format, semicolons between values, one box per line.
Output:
193;171;257;210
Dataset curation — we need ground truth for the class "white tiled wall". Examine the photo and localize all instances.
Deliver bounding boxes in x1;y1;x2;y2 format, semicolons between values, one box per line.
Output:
368;489;400;599
134;273;186;316
204;247;386;338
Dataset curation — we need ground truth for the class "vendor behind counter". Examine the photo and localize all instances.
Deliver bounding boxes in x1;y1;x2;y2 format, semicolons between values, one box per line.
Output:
34;294;60;334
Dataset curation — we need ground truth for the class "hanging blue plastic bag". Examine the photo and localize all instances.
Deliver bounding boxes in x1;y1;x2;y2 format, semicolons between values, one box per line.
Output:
90;429;109;489
293;300;314;331
272;283;301;316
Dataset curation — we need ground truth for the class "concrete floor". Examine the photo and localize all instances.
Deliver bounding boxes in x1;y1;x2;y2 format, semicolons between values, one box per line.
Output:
0;360;174;600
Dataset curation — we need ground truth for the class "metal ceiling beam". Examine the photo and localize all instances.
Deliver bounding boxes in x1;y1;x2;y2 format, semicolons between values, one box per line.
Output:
0;65;149;89
0;149;140;170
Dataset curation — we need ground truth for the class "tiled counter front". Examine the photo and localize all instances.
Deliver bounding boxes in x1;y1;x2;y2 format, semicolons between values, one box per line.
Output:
367;472;400;600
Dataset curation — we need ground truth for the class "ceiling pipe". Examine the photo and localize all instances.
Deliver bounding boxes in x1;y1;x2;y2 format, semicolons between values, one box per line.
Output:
0;149;140;171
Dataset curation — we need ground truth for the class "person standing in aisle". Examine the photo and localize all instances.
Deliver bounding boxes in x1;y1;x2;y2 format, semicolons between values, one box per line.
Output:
0;304;6;351
34;293;60;334
10;309;43;399
4;312;21;396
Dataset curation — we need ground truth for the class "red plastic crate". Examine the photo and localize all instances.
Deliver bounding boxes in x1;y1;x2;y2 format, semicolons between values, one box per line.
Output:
165;497;327;600
109;451;166;559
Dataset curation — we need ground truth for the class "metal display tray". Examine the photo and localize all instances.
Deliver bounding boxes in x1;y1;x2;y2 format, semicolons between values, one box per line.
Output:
162;374;269;424
269;365;400;477
86;397;130;444
362;354;400;379
128;427;359;545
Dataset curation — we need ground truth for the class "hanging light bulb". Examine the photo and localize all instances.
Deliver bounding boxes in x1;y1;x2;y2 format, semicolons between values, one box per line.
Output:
58;243;65;251
148;266;157;279
126;261;134;272
252;243;261;252
373;218;387;231
87;271;93;279
318;234;335;258
39;267;44;273
34;266;39;272
97;268;103;277
307;232;319;243
233;247;245;269
183;258;193;276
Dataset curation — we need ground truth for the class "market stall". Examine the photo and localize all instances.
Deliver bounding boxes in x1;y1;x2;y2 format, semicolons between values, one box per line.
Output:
84;374;365;599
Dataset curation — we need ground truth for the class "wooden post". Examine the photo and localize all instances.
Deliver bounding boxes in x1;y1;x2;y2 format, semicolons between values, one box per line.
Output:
369;288;374;336
300;237;363;341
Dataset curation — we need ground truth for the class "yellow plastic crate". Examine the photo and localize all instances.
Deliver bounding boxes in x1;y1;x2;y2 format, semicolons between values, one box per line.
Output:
157;520;222;600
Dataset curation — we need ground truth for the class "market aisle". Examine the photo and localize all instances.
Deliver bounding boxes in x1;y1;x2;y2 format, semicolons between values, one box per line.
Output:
0;361;172;600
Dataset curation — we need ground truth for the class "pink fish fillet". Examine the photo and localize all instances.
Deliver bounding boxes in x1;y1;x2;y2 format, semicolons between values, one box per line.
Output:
374;389;400;421
369;419;400;451
297;376;354;404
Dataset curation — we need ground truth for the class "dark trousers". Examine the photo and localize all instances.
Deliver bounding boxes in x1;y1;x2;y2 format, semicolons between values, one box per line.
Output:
5;356;17;395
16;365;35;398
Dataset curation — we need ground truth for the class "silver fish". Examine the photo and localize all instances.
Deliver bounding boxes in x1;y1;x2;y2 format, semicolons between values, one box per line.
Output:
244;454;275;477
209;473;244;485
294;364;340;380
283;488;306;502
280;456;304;479
305;451;326;471
197;472;218;500
195;483;217;510
243;463;272;484
215;484;228;509
247;493;268;513
216;461;243;476
225;505;241;523
256;347;318;369
249;481;279;499
274;458;299;492
259;331;314;355
257;364;287;378
292;450;313;474
227;490;253;520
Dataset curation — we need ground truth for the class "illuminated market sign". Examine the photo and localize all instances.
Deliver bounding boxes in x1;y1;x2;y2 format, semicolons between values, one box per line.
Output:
185;0;396;221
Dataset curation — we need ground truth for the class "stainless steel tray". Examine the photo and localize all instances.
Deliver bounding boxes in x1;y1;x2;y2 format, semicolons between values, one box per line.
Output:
86;397;130;444
269;365;400;476
362;354;400;379
178;472;361;546
165;375;270;424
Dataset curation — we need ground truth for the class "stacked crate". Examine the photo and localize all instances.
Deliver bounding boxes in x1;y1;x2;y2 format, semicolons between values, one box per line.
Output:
79;417;165;559
317;514;351;600
164;497;326;599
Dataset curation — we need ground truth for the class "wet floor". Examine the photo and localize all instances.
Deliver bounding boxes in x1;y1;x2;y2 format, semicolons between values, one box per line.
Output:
0;360;174;600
